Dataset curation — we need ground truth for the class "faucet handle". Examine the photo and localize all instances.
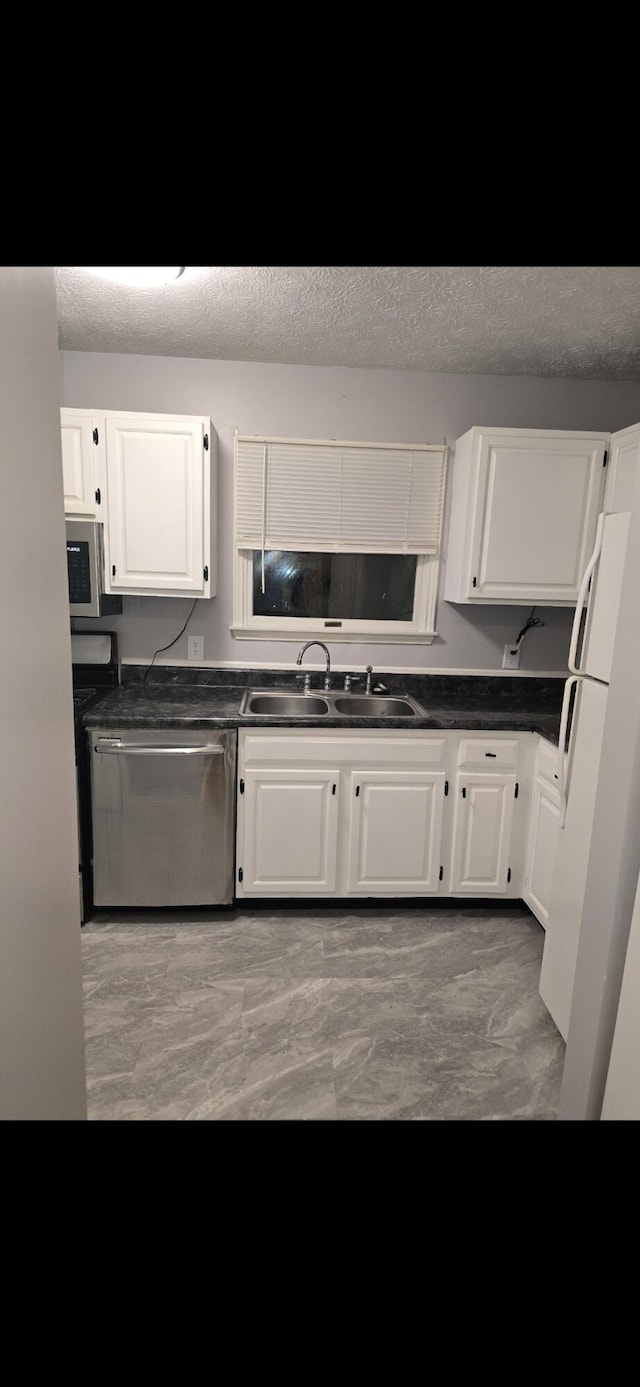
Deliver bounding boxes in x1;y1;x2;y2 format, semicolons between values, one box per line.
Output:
343;674;362;692
295;673;313;692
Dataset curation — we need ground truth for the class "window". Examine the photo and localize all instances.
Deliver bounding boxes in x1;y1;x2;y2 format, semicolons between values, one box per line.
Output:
233;435;448;643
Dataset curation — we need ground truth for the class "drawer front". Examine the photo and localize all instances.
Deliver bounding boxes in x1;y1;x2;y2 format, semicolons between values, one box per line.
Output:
240;731;448;770
536;735;562;793
456;737;520;771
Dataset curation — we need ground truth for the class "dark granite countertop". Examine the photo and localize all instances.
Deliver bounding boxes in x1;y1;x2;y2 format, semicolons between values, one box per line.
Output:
83;678;562;745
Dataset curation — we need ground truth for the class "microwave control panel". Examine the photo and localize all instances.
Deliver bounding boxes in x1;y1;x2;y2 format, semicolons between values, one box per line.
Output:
67;540;92;604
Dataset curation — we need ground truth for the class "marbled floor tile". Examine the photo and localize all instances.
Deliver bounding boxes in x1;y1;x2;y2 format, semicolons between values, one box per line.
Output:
177;925;327;979
81;906;564;1120
331;966;564;1119
120;1014;335;1121
241;975;414;1051
320;909;544;981
332;1033;558;1121
83;916;327;980
84;982;245;1118
185;1046;337;1121
83;1071;150;1122
83;1000;150;1080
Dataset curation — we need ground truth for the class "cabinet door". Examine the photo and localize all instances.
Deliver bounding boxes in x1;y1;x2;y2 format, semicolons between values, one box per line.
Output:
105;413;210;596
523;782;561;928
604;424;640;513
468;430;606;602
449;772;516;894
239;768;339;894
61;409;97;516
346;770;446;894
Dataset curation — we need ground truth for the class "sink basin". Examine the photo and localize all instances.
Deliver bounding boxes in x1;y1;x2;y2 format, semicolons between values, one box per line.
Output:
239;688;424;719
333;695;421;717
240;691;330;716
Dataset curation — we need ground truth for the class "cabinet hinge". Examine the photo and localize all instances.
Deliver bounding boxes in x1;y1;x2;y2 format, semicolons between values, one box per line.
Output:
507;867;512;883
204;565;209;582
472;576;477;588
239;778;244;794
439;865;444;881
603;449;608;468
95;487;101;505
444;780;449;796
112;564;116;577
204;433;209;451
93;427;99;445
238;867;243;882
462;786;467;798
515;782;519;798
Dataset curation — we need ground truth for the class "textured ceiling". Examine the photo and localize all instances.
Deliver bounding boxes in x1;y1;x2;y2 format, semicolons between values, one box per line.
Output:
55;266;640;380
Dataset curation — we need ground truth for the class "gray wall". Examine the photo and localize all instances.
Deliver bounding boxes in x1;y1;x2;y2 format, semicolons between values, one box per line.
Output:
0;273;86;1118
61;351;640;673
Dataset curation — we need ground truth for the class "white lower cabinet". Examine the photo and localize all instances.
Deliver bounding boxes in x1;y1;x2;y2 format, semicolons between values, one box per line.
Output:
236;729;528;900
449;773;517;894
240;767;339;893
346;770;445;893
523;786;561;927
523;736;564;928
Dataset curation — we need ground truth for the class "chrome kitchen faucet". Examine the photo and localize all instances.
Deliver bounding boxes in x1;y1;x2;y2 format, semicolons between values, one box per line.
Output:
296;641;332;690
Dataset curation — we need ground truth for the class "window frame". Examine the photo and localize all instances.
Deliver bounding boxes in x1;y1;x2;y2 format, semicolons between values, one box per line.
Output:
232;434;447;645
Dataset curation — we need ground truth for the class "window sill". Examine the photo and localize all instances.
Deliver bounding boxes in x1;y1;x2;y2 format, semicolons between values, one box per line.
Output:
231;626;437;644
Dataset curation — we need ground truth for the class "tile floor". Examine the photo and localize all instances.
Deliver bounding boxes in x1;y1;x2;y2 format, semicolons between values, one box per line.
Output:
81;904;565;1120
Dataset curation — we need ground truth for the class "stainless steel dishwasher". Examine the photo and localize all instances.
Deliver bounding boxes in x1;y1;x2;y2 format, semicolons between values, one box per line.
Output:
89;728;236;907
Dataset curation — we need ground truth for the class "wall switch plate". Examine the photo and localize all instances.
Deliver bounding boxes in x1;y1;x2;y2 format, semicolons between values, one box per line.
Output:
502;644;520;670
188;635;204;661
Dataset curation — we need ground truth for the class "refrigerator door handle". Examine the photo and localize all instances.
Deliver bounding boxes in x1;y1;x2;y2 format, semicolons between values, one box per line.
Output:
568;512;605;675
558;675;580;828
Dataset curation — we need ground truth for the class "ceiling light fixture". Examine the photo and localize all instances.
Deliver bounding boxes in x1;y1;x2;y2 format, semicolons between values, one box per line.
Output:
82;267;185;287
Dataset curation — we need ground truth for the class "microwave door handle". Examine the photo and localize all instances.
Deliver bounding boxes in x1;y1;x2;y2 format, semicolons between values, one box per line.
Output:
569;512;605;675
557;675;579;829
95;742;225;756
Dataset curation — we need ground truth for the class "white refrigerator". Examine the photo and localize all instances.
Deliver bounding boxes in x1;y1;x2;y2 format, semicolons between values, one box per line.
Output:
539;509;630;1040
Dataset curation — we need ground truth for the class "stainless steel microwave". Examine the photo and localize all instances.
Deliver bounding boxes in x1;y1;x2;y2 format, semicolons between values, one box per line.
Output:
66;520;122;618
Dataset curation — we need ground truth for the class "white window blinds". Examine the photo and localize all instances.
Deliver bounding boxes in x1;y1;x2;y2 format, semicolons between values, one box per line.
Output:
235;436;447;555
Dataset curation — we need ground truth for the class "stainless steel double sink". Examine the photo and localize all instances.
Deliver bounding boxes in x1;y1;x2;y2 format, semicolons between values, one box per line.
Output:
239;689;425;718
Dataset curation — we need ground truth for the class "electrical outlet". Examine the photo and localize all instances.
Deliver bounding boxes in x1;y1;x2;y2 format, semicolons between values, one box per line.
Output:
188;635;204;661
502;644;520;670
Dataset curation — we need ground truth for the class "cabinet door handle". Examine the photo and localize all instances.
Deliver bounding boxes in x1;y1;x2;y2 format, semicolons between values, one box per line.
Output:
355;785;360;797
462;786;467;798
332;783;336;795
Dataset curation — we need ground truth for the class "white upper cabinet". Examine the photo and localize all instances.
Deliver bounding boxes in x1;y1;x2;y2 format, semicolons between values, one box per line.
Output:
104;412;214;597
604;423;640;513
444;427;608;604
61;409;101;516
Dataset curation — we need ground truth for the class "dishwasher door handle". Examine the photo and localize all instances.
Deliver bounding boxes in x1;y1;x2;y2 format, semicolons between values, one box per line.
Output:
95;741;225;756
